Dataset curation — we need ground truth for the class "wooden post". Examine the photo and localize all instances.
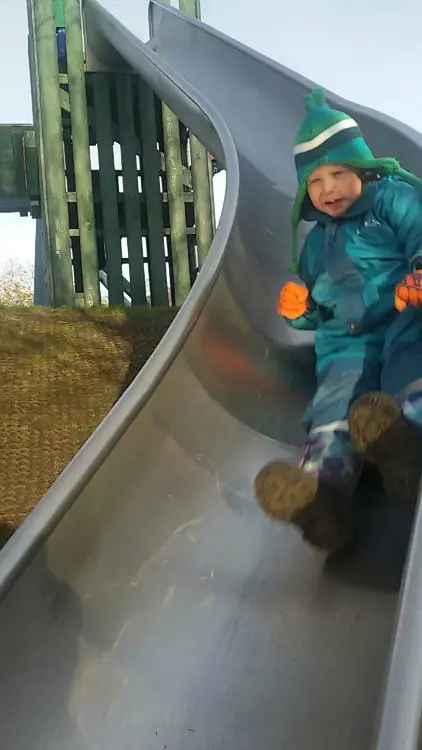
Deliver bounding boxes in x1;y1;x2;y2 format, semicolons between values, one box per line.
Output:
179;0;201;17
63;0;100;306
29;31;54;305
162;109;190;305
27;0;74;306
33;220;51;305
179;0;214;267
190;134;213;265
160;0;190;306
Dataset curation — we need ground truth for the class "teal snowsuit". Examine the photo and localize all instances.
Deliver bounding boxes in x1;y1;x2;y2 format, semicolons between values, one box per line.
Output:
290;176;422;432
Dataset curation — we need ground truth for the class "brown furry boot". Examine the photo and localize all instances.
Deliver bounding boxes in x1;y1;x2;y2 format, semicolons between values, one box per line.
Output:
254;461;357;552
348;391;422;507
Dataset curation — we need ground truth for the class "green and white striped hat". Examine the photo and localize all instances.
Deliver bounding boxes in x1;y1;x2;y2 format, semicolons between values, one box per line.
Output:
290;87;422;271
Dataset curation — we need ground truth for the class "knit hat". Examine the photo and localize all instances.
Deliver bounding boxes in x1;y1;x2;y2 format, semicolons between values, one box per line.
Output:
290;88;422;271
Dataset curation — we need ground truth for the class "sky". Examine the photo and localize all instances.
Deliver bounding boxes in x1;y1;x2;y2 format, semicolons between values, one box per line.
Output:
1;0;422;270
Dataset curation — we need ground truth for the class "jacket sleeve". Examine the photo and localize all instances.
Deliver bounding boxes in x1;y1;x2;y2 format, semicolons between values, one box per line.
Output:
286;231;323;330
375;179;422;269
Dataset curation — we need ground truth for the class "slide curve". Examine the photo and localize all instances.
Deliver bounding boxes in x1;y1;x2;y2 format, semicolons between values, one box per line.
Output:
0;2;421;747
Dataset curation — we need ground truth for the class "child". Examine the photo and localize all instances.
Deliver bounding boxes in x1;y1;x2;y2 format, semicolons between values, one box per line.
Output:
254;88;422;553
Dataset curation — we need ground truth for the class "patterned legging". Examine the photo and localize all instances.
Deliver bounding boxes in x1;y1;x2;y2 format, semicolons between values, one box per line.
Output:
300;382;422;491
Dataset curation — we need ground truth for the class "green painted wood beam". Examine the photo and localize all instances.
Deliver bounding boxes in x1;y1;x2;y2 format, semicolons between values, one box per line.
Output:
179;0;201;17
53;0;65;27
64;0;100;306
117;76;147;305
28;21;54;303
190;134;213;265
92;75;125;306
162;106;190;305
160;0;190;305
138;79;169;306
179;0;214;266
27;0;73;306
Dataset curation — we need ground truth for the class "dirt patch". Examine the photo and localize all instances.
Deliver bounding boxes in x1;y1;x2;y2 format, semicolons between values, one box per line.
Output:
0;305;178;540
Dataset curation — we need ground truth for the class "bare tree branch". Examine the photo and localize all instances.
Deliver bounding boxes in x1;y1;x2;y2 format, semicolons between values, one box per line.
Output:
0;258;34;306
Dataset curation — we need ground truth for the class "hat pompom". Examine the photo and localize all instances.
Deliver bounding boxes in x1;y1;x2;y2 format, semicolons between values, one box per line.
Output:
304;87;328;112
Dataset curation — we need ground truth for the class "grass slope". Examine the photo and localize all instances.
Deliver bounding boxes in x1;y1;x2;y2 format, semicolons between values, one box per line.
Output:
0;305;177;546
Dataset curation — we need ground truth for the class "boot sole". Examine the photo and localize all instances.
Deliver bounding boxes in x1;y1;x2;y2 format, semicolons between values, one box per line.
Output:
348;391;422;507
254;461;354;552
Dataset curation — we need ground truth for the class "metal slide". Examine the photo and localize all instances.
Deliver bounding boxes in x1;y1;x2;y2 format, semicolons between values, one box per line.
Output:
1;2;422;747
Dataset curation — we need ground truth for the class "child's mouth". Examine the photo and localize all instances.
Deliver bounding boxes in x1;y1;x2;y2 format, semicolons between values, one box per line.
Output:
325;198;343;206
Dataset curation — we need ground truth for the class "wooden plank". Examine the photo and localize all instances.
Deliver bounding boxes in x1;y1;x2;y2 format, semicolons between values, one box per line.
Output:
208;147;217;233
92;74;124;305
23;129;41;198
60;89;70;112
116;75;147;305
63;130;84;292
0;131;18;199
138;81;168;306
95;227;196;237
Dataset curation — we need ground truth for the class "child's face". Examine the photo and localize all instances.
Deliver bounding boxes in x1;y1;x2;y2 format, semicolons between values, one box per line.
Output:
306;164;363;217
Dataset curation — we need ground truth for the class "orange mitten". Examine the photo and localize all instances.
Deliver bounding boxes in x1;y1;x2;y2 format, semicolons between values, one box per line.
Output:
277;281;310;320
395;271;422;311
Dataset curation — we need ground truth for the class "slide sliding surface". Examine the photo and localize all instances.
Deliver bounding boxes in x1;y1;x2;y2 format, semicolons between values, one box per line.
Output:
0;1;421;747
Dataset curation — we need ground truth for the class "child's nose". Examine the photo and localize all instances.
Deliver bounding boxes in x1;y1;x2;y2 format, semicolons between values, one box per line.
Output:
323;178;336;193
